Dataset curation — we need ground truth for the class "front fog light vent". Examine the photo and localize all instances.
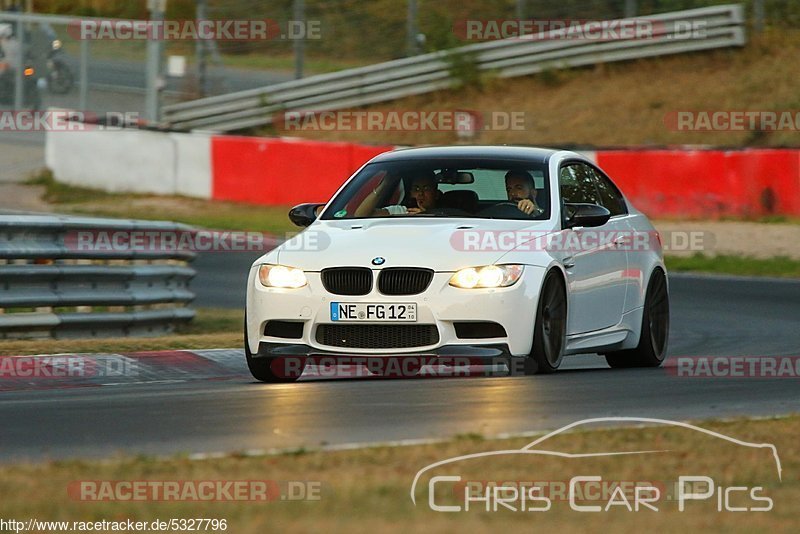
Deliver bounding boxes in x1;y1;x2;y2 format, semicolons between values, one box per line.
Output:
264;320;304;339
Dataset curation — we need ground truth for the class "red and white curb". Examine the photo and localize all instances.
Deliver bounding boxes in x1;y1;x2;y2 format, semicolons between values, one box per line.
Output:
0;349;510;391
0;349;244;391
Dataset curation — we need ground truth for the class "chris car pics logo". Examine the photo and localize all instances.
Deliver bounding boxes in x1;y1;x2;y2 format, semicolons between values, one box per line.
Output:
410;417;780;513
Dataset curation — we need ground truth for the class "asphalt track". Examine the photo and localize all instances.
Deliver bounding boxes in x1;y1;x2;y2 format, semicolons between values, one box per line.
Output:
1;273;799;462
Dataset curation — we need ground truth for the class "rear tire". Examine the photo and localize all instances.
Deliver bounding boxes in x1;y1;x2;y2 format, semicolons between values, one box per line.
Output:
48;62;74;95
605;268;669;368
518;271;567;375
244;316;304;383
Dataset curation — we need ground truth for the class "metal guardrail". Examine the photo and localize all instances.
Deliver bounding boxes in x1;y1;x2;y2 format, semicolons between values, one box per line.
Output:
162;4;746;132
0;11;165;120
0;214;196;340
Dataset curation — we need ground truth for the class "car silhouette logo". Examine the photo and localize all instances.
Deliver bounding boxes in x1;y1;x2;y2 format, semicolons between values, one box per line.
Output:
372;257;386;266
410;416;784;506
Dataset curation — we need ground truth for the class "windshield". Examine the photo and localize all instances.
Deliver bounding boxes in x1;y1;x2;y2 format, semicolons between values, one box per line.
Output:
321;158;551;221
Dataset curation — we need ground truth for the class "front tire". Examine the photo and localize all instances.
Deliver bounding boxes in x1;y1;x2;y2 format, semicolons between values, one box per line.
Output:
48;61;74;94
605;268;669;368
517;271;567;375
244;317;304;383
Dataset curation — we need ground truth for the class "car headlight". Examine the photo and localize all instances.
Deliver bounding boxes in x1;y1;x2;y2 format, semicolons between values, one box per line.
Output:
449;264;524;289
258;264;307;288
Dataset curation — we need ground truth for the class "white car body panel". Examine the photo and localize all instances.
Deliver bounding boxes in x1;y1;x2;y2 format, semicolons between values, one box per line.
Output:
244;146;667;366
246;265;548;356
274;218;560;272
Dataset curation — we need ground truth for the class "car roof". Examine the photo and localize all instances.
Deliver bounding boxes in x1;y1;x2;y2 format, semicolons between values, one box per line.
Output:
370;145;560;164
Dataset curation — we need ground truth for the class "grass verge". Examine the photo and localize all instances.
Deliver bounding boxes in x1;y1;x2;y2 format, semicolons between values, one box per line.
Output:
28;172;298;234
665;254;800;278
0;415;796;532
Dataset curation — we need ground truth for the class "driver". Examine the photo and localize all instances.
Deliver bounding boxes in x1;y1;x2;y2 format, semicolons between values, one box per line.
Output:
505;169;543;216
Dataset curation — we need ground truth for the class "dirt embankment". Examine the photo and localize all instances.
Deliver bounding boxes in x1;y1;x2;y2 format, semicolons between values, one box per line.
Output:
654;220;800;259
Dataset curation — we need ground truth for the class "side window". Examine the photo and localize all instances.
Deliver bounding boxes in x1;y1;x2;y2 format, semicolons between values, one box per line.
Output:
591;168;628;216
559;164;600;204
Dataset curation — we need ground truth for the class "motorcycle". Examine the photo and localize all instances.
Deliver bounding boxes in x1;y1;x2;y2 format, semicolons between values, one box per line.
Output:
45;37;73;94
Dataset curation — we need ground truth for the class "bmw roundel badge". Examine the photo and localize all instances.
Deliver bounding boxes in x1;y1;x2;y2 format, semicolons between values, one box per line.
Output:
372;257;386;266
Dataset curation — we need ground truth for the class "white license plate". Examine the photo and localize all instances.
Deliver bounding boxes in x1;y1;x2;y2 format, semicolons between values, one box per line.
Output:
330;302;417;322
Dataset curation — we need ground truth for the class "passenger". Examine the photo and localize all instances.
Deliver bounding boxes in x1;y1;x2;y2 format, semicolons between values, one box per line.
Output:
358;171;441;216
505;169;543;216
402;172;441;214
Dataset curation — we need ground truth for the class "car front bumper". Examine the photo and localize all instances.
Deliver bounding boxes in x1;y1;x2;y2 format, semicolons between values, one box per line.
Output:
245;265;548;358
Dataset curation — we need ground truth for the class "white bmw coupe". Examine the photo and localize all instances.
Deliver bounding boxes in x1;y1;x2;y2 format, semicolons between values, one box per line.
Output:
245;146;669;382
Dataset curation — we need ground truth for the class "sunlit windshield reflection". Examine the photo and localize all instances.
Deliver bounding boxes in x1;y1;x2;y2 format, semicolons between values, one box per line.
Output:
321;159;551;221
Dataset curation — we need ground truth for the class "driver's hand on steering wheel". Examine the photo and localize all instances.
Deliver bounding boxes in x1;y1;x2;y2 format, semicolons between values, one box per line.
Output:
407;207;424;214
516;199;539;215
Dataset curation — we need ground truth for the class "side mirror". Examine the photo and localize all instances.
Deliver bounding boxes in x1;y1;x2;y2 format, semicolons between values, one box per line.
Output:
289;203;324;227
564;203;611;229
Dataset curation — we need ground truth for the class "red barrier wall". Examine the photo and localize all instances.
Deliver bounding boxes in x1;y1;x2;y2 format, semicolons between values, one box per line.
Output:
596;149;800;218
211;136;393;205
210;138;800;218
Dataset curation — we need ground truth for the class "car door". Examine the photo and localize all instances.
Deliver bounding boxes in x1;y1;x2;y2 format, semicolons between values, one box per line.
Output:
589;164;640;314
558;162;629;334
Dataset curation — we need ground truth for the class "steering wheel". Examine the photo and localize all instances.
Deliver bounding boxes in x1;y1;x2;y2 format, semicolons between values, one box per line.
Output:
419;207;472;217
477;202;537;218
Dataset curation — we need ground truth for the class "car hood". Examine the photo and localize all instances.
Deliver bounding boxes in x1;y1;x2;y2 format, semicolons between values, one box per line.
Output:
270;218;559;272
